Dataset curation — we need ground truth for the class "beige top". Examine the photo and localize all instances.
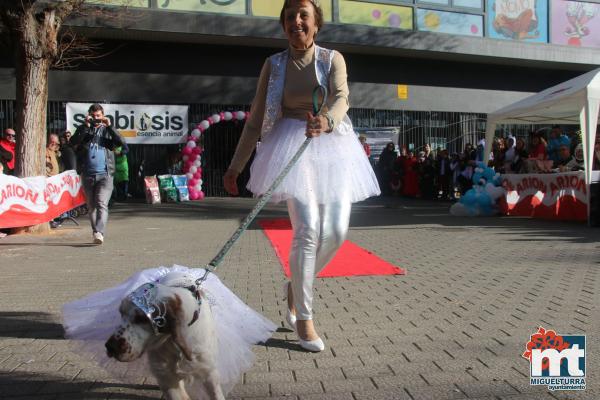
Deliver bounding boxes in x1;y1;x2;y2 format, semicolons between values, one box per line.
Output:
228;44;350;173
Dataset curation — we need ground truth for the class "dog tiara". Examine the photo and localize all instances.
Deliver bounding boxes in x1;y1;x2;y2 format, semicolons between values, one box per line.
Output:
128;283;167;335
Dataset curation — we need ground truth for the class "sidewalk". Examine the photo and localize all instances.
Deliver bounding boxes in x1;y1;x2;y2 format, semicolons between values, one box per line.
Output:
0;197;598;399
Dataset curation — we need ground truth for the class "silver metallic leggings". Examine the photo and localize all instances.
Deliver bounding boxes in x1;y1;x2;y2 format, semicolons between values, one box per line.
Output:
287;197;352;320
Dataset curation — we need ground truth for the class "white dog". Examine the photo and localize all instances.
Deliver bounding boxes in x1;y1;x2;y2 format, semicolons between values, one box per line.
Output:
105;274;225;400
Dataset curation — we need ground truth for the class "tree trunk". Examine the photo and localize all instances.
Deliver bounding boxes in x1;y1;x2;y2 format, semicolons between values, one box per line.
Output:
12;9;55;234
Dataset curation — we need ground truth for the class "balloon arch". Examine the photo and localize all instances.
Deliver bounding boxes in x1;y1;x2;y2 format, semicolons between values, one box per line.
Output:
181;110;249;200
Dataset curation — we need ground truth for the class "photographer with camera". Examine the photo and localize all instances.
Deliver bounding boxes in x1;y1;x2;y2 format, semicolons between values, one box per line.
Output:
71;103;124;244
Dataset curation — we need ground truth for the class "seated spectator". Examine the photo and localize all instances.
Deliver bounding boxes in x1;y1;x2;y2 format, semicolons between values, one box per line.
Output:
553;144;573;171
529;132;547;160
503;136;516;172
547;125;570;163
510;138;529;173
564;144;584;172
0;128;16;175
489;138;506;172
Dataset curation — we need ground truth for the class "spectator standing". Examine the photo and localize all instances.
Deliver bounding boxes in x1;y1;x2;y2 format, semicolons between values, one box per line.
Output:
113;143;130;201
547;125;571;163
359;134;371;158
59;130;77;171
449;152;461;198
418;151;436;199
0;128;16;175
45;133;60;177
436;149;451;200
71;103;124;245
402;151;419;197
376;142;397;195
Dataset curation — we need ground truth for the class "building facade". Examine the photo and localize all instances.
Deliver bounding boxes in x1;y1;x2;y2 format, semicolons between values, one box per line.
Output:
0;0;599;193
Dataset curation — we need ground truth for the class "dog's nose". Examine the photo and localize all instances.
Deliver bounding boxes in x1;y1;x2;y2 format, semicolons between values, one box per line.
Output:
105;336;123;358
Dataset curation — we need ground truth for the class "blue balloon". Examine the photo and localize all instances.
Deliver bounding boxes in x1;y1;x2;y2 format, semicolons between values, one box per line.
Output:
461;190;477;206
476;191;492;207
472;172;484;185
483;167;495;183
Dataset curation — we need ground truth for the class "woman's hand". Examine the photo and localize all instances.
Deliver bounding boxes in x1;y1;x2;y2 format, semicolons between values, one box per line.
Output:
305;112;328;138
223;169;239;196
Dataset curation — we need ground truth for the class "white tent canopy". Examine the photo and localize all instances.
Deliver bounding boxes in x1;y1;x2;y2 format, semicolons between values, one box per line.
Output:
484;68;600;186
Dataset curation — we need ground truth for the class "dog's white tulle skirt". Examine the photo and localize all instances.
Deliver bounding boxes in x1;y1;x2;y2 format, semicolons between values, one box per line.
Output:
62;265;277;397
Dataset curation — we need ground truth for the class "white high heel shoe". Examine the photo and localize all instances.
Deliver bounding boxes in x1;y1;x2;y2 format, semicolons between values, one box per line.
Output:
283;282;296;331
299;337;325;352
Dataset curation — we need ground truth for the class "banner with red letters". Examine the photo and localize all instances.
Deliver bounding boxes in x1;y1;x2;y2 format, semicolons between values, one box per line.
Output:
501;172;587;221
0;170;86;228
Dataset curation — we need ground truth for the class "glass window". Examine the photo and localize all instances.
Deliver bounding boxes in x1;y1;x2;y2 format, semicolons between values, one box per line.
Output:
158;0;246;14
417;0;450;5
453;0;482;9
252;0;333;21
339;0;414;30
86;0;149;6
417;8;483;36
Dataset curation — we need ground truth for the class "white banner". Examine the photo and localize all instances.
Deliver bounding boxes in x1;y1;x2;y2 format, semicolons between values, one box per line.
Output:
66;103;189;144
0;170;86;228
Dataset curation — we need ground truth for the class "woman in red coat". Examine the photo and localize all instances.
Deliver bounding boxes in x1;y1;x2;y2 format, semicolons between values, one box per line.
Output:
402;151;420;197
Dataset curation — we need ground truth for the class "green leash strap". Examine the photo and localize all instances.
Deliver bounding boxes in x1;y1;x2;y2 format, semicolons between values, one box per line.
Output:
197;85;329;284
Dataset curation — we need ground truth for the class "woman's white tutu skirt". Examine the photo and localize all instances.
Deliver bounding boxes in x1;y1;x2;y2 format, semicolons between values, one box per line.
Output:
62;265;276;397
248;116;381;204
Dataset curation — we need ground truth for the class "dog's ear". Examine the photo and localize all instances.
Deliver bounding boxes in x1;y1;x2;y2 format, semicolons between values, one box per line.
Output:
165;293;194;361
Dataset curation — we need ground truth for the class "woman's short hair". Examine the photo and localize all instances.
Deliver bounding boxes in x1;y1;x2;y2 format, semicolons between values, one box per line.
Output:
279;0;324;31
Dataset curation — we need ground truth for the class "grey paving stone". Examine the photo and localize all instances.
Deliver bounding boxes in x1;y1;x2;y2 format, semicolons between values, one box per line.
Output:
1;197;598;400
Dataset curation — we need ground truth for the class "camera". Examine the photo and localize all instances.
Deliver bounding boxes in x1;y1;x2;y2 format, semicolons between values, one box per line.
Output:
88;115;103;125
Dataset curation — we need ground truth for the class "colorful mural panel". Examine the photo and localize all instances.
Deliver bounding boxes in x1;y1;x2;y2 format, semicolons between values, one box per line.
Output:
158;0;245;14
417;8;483;36
551;0;600;48
339;0;413;30
487;0;548;42
252;0;333;21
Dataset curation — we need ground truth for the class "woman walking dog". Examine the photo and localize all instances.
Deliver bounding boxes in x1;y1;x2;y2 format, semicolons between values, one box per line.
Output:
224;0;380;352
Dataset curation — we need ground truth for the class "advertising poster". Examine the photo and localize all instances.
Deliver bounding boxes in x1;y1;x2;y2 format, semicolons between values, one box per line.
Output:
252;0;333;21
66;103;189;144
417;9;484;36
339;0;413;30
488;0;548;42
551;0;600;48
157;0;245;14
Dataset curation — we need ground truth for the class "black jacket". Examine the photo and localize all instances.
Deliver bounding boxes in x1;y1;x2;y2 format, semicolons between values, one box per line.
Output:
71;124;124;176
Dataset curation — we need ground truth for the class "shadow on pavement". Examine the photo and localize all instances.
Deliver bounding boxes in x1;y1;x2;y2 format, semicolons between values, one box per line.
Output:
0;371;160;399
0;312;64;339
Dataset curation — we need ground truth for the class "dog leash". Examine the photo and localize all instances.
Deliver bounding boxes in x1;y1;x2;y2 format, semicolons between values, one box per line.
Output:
196;85;328;286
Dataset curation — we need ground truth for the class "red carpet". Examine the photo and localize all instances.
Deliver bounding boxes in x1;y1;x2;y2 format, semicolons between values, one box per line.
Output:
258;219;406;278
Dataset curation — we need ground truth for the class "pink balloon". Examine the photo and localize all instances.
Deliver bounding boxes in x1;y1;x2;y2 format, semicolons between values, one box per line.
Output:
219;112;225;120
197;167;202;175
182;147;192;155
245;111;250;120
189;178;198;187
192;147;201;155
198;191;205;200
188;153;197;162
207;117;214;124
189;191;199;200
193;171;202;179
